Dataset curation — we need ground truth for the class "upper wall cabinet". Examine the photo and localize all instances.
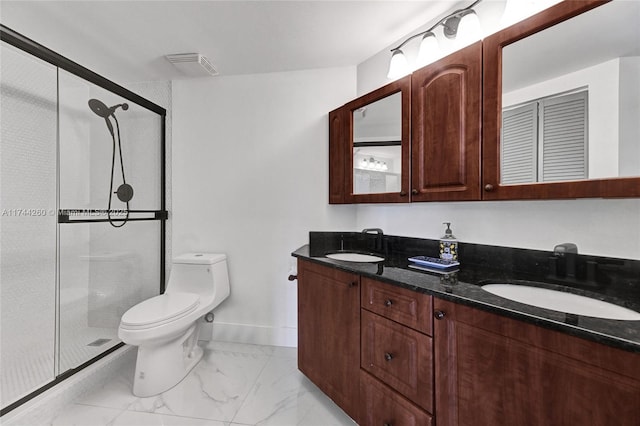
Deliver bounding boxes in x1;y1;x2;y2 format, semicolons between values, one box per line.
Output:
412;41;482;202
329;41;482;204
483;0;640;200
329;76;411;204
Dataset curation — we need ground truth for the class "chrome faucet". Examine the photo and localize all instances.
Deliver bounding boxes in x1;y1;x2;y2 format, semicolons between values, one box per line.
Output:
553;243;578;278
362;228;384;252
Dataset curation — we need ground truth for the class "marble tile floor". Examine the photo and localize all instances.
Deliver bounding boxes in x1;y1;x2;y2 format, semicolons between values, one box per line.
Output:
45;341;355;426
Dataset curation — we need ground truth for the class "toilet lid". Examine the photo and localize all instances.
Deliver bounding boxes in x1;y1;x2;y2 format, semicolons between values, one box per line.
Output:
121;292;200;327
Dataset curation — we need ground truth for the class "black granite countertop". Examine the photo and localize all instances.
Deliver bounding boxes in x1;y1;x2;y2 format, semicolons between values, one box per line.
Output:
292;233;640;353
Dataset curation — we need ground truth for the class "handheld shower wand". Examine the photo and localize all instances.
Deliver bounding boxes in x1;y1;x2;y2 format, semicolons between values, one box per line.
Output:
88;98;134;227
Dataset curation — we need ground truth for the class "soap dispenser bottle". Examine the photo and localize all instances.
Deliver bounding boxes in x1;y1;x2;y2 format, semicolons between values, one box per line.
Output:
439;222;458;261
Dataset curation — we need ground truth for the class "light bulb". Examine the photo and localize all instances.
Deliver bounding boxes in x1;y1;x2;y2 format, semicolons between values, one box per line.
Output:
361;158;368;169
387;49;410;80
417;32;440;67
382;162;388;171
456;11;482;48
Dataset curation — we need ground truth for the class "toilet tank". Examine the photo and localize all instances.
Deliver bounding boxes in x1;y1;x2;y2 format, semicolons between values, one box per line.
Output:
166;253;230;308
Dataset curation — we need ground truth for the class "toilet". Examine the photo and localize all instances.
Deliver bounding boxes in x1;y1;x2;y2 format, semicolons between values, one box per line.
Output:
118;253;230;397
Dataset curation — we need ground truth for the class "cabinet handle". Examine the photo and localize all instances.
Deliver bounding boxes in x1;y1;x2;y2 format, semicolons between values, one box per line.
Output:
411;189;418;195
384;352;394;361
383;423;393;426
434;310;446;320
349;281;358;288
384;299;393;307
400;191;407;196
287;274;297;281
484;183;494;192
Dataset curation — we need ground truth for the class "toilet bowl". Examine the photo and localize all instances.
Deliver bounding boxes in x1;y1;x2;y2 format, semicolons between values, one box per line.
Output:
118;253;230;397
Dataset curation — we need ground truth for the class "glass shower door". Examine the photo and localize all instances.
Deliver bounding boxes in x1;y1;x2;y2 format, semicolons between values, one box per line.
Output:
1;26;166;413
0;42;58;408
57;70;163;371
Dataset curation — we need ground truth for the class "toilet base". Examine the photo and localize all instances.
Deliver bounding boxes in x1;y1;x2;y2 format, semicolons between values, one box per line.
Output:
132;323;202;397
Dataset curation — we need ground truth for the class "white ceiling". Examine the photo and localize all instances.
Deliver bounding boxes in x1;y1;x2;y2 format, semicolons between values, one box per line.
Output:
0;0;467;83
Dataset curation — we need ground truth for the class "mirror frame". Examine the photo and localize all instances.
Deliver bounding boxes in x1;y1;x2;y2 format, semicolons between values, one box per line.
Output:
343;75;411;203
482;0;640;200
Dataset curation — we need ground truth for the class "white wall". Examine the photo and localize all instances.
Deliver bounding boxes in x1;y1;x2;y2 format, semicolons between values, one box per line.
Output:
172;67;357;346
619;57;640;177
356;199;640;260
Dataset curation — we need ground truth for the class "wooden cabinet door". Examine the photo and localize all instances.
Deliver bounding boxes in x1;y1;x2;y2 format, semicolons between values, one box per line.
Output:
411;41;482;201
433;299;640;426
329;107;348;204
360;370;433;426
297;259;360;422
361;277;433;335
361;310;433;413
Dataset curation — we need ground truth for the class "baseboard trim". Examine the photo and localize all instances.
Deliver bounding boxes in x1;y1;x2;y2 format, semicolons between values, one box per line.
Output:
201;322;297;347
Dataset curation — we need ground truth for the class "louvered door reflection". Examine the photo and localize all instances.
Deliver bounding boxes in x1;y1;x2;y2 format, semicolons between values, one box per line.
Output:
501;103;538;184
540;91;587;182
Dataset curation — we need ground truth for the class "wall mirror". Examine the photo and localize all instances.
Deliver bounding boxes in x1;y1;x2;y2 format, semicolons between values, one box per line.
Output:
344;76;410;203
352;92;402;194
483;0;640;199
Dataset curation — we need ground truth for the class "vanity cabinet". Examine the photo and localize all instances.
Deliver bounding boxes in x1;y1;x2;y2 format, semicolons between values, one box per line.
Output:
433;298;640;426
360;278;434;424
411;41;482;202
296;258;640;425
296;259;361;422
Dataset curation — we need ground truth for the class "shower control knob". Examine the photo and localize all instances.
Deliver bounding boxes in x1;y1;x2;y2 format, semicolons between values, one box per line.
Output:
204;312;215;323
116;184;134;202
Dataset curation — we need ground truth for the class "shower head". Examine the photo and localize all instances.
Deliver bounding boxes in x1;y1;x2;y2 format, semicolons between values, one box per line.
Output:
88;99;129;118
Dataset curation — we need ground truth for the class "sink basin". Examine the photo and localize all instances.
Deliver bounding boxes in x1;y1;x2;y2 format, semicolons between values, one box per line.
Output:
481;284;640;320
325;252;384;263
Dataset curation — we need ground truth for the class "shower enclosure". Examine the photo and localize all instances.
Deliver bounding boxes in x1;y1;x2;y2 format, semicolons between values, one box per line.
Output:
0;26;167;414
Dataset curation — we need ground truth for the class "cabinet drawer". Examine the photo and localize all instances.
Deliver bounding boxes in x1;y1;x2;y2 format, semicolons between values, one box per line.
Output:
360;370;433;426
362;277;433;335
361;309;433;413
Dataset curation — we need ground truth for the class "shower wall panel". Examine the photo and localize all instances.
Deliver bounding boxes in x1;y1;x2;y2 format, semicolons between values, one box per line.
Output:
59;70;162;213
0;43;58;407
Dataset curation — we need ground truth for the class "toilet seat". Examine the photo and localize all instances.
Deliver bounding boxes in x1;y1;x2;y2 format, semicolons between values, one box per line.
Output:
121;292;200;330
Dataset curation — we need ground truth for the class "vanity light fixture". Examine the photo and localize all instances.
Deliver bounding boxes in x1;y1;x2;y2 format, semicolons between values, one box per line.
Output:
357;156;390;172
387;0;483;79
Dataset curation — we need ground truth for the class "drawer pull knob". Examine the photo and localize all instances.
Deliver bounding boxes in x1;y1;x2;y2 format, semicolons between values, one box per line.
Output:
384;352;394;361
384;299;393;307
434;310;446;320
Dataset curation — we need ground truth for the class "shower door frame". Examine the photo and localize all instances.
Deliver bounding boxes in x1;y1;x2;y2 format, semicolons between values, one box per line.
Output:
0;25;167;416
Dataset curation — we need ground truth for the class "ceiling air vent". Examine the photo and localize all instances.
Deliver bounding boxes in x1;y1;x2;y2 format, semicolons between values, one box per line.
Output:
165;53;218;77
